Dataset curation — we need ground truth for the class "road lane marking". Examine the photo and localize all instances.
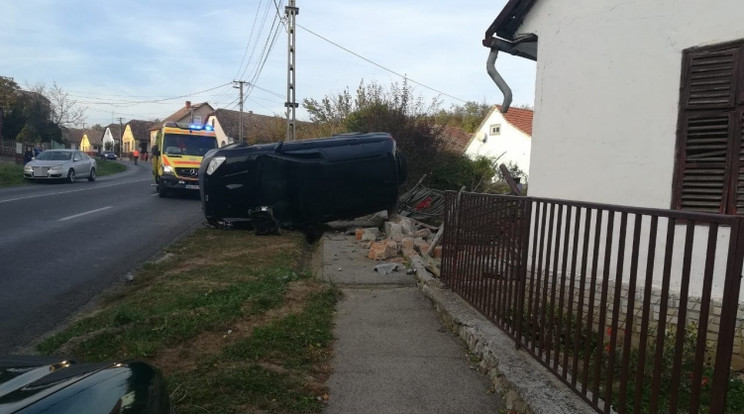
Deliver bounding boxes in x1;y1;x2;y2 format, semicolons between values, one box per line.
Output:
0;178;151;204
58;206;113;221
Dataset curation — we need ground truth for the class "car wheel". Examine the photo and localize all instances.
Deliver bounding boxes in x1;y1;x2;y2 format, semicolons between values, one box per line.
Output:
88;167;96;182
67;169;75;183
158;182;168;198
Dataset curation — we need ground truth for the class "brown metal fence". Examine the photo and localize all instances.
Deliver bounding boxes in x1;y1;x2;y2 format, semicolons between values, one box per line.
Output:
441;191;744;414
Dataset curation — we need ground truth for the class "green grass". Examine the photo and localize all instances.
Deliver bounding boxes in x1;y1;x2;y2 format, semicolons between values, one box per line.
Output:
0;162;25;187
37;228;339;414
96;159;126;176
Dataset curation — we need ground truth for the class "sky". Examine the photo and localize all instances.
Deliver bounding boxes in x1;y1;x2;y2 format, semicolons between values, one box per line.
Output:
0;0;536;128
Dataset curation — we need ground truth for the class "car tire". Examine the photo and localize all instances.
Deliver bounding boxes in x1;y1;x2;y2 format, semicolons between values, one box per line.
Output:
67;169;75;183
88;168;96;182
158;182;168;198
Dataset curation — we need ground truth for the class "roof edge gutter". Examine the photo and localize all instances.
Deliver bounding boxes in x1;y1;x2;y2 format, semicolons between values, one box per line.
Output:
483;35;537;113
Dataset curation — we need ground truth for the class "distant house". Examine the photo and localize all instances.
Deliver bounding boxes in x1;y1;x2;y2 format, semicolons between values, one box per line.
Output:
103;124;122;152
56;127;84;150
206;109;284;147
80;129;104;153
464;105;533;181
149;101;215;148
122;120;154;154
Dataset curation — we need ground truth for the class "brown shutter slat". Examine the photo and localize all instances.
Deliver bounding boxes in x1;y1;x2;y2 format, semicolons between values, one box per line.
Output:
678;114;730;213
684;48;737;108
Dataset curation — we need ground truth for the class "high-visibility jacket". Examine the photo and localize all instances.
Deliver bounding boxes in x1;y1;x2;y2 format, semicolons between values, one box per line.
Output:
133;150;140;158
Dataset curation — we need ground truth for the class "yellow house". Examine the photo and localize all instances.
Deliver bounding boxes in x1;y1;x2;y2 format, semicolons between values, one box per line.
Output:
122;120;154;154
80;129;103;152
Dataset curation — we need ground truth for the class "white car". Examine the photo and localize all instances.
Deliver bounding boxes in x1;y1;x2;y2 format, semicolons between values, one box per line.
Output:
23;150;97;183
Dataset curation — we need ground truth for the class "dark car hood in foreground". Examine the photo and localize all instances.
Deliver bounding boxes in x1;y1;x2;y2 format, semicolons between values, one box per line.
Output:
0;355;170;413
199;132;407;229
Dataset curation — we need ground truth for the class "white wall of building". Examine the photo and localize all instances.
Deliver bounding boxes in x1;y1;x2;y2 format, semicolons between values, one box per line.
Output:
517;0;744;208
508;1;744;299
206;115;233;147
465;111;531;181
102;128;116;152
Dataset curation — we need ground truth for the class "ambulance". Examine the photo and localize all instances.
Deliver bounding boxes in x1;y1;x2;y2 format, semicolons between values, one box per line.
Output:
151;122;218;197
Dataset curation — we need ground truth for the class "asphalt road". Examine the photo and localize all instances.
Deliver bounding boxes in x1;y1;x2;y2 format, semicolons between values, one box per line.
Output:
0;161;205;354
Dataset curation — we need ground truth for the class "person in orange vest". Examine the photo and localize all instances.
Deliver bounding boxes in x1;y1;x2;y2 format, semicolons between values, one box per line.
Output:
133;149;140;165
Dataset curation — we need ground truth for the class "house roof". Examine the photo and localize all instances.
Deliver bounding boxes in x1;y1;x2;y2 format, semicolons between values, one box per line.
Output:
106;124;123;141
485;0;537;40
84;129;104;146
440;125;472;154
211;108;284;144
498;105;533;136
127;120;154;141
151;102;214;131
60;127;85;145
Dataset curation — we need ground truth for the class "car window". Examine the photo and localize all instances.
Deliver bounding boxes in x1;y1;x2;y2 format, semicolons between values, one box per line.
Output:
36;151;72;161
74;152;82;161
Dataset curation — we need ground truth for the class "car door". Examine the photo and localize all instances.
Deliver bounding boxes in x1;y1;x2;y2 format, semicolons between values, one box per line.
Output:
73;151;87;177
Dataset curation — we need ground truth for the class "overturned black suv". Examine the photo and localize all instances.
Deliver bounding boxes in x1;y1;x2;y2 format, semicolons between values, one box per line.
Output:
199;132;407;229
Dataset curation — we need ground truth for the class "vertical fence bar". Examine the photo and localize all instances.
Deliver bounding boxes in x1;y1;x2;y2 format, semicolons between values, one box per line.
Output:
618;214;642;413
649;218;676;413
555;205;572;373
605;212;627;414
547;204;564;367
633;215;658;414
515;199;532;348
572;207;590;388
539;203;557;361
563;206;581;379
582;208;602;396
594;210;614;408
669;221;695;414
710;217;744;414
688;224;718;414
531;201;548;353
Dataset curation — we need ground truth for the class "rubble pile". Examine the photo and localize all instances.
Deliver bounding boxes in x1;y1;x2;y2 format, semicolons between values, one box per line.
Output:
354;215;443;262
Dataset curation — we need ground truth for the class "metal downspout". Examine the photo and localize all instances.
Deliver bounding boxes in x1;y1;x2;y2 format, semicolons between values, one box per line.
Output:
486;47;513;113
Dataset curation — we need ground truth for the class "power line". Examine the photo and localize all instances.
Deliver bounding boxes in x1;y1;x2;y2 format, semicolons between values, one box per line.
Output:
233;0;267;81
297;23;467;103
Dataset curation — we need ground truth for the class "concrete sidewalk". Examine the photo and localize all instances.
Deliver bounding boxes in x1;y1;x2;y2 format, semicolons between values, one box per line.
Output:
319;229;597;414
320;231;503;414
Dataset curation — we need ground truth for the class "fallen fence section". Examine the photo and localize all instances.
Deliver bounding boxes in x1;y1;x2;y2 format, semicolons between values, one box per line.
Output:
441;191;744;414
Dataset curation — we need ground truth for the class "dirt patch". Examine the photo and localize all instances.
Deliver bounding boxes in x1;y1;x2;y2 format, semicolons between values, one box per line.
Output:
150;278;326;374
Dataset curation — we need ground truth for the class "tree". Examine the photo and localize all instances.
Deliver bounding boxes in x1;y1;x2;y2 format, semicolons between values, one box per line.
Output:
303;79;447;188
28;82;86;128
435;101;493;133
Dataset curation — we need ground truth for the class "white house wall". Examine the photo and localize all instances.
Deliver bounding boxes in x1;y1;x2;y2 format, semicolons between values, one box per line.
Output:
512;1;744;299
517;0;744;208
465;112;531;180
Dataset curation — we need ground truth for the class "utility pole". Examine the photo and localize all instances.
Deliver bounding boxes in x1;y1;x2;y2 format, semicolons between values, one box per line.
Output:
117;117;124;158
233;80;247;142
285;0;299;141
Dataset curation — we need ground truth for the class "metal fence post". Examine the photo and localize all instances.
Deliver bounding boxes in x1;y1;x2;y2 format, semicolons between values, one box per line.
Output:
710;217;744;414
514;197;532;350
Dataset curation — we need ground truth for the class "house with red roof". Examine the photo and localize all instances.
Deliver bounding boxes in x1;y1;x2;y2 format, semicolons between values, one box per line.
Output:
464;105;533;182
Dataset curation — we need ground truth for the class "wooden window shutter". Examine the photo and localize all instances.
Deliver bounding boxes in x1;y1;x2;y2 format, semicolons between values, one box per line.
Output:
674;41;744;214
677;113;732;213
683;46;738;109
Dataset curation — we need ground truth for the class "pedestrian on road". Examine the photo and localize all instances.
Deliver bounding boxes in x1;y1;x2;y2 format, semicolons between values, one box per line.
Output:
133;149;140;165
23;146;34;164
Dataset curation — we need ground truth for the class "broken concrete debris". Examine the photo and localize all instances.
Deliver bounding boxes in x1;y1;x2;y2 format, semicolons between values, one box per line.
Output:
356;214;443;264
373;263;400;274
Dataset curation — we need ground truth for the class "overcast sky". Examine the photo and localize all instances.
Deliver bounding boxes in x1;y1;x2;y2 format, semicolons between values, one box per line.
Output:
0;0;536;128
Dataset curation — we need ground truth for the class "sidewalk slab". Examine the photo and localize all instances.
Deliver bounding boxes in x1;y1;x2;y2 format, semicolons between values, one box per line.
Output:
321;232;504;414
